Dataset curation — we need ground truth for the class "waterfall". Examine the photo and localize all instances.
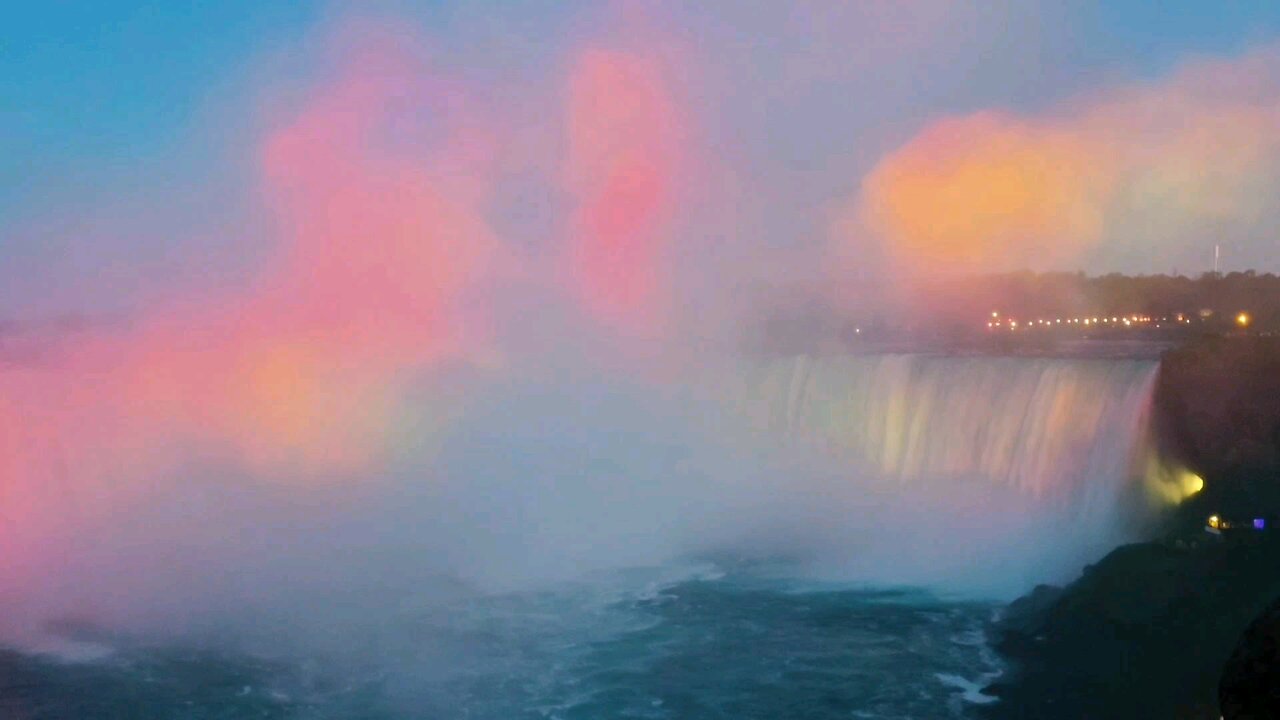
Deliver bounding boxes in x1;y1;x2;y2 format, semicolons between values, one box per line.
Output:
689;354;1176;589
727;354;1159;506
0;352;1190;628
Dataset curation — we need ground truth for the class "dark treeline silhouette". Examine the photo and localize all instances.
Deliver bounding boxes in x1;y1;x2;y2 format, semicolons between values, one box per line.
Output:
745;271;1280;353
975;271;1280;330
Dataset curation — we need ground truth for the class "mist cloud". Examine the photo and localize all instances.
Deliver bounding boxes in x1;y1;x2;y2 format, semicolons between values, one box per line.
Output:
0;3;1274;660
852;45;1280;277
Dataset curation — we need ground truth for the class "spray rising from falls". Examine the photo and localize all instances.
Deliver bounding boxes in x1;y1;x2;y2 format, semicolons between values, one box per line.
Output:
0;352;1189;656
0;351;1194;716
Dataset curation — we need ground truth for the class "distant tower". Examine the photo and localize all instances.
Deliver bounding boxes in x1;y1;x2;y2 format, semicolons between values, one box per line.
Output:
1214;243;1220;275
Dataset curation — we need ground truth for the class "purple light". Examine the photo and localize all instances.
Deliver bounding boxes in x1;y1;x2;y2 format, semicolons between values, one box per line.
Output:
1254;518;1266;530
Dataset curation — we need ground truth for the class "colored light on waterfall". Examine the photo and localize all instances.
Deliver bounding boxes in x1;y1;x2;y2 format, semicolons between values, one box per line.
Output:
1254;518;1266;530
1148;462;1203;505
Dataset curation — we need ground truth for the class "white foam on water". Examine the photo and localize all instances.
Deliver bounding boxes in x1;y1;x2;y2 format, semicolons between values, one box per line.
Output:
936;619;1006;709
935;673;1000;705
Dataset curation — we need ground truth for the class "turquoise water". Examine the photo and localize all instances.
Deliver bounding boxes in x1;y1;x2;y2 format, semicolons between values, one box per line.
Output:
0;569;1000;719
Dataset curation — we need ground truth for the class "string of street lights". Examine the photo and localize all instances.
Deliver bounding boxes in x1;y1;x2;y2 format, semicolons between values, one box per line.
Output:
985;311;1251;330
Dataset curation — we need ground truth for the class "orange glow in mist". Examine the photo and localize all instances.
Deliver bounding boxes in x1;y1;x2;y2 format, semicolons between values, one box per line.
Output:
860;112;1112;275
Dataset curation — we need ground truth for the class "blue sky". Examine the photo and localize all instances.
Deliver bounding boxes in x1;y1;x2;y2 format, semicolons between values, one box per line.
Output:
1088;2;1280;73
6;1;1278;201
3;1;1280;317
3;3;315;201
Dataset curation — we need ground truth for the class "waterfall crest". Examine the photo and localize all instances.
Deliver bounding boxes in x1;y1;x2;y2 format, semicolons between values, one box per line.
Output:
698;354;1170;579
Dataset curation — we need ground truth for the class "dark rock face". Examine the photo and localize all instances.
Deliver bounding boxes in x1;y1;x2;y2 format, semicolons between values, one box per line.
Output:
981;337;1280;718
982;540;1280;719
1220;596;1280;719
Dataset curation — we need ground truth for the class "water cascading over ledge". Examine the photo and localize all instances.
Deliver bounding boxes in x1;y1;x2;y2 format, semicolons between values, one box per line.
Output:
704;354;1191;576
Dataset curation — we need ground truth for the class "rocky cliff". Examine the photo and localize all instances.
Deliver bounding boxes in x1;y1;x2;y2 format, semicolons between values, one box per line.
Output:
983;337;1280;719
